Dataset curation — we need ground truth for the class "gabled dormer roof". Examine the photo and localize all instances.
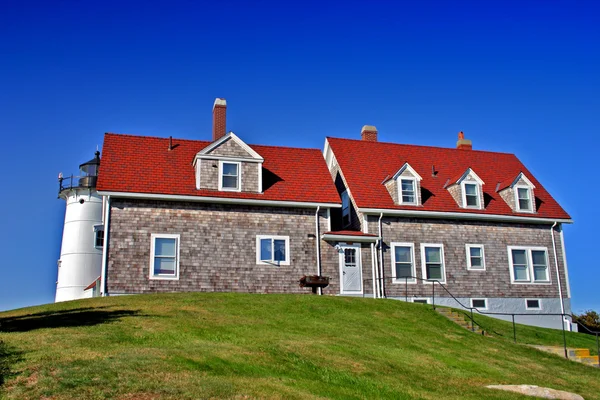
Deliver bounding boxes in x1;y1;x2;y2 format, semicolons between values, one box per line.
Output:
448;168;485;187
497;172;536;192
391;162;423;181
196;132;264;162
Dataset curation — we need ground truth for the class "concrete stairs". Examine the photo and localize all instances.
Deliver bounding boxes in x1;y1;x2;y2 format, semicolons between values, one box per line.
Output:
531;345;600;367
436;307;488;336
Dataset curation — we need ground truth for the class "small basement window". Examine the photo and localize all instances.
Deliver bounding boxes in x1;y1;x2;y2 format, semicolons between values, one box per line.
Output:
413;298;429;304
526;299;541;310
471;298;487;309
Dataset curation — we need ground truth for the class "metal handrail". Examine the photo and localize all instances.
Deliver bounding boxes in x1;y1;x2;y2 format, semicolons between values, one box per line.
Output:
362;275;600;365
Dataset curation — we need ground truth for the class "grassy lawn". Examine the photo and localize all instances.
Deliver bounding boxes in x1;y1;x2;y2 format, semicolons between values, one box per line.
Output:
455;308;600;355
0;293;598;399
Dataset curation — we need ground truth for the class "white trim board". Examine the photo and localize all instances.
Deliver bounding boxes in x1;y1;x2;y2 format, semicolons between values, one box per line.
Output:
197;132;264;161
321;234;379;243
98;191;342;209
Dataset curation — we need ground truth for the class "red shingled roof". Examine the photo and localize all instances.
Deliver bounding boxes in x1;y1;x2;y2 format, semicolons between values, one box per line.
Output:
327;137;570;220
97;133;341;205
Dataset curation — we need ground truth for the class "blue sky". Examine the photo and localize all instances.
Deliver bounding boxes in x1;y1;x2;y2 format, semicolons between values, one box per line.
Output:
0;1;598;312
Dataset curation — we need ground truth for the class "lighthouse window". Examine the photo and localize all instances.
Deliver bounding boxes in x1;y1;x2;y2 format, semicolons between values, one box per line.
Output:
95;229;104;248
93;225;104;249
150;234;180;280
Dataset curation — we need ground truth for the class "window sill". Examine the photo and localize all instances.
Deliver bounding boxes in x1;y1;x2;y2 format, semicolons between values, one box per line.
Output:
392;279;417;284
149;276;180;281
256;261;291;266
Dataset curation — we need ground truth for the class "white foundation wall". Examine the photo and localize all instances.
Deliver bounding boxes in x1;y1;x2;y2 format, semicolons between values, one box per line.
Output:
56;189;103;302
390;296;572;331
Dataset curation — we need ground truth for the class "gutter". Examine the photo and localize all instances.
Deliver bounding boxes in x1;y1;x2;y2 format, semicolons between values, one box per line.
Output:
98;190;342;209
359;207;572;225
100;195;111;297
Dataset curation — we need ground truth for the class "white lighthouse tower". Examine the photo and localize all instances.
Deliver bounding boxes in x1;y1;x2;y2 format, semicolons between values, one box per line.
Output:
56;151;103;302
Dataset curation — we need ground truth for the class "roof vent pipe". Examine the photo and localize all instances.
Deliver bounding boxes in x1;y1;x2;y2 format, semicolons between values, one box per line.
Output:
456;131;472;150
168;136;173;151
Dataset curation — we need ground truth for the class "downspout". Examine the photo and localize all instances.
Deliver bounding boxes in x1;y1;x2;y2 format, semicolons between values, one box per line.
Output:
550;222;566;317
559;226;572;299
370;243;377;298
378;213;386;298
315;206;322;295
100;195;111;297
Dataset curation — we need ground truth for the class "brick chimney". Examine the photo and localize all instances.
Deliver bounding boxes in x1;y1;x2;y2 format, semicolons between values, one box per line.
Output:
212;98;227;141
456;131;472;150
361;125;378;142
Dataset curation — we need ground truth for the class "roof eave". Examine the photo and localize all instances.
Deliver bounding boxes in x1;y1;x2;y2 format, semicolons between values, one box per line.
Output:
97;190;342;209
358;207;573;224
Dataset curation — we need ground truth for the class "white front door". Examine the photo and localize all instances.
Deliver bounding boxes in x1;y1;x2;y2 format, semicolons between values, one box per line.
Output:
339;244;362;294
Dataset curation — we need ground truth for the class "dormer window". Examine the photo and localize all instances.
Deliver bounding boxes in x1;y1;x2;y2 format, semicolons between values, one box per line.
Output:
516;186;532;211
388;163;422;206
497;172;536;214
448;168;484;210
219;161;240;191
400;178;416;204
463;183;480;208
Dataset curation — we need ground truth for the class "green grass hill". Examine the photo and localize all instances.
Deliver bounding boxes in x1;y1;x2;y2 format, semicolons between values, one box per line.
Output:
0;293;598;399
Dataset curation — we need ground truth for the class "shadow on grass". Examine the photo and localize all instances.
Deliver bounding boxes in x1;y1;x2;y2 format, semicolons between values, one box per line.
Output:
0;307;141;333
0;340;22;387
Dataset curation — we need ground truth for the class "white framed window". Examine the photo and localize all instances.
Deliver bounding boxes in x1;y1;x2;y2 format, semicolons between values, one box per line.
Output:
93;225;104;248
508;246;550;284
391;242;416;283
465;244;485;271
462;182;481;208
525;299;542;310
341;190;350;227
399;178;417;205
150;234;180;280
256;235;290;265
420;244;446;283
219;161;241;191
471;298;488;310
515;186;533;212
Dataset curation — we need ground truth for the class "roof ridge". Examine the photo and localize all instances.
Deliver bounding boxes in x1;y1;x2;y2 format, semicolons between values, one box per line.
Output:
104;132;322;152
326;136;517;156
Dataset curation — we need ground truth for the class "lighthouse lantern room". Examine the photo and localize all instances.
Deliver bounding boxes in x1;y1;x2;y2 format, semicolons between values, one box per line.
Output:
56;151;103;302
